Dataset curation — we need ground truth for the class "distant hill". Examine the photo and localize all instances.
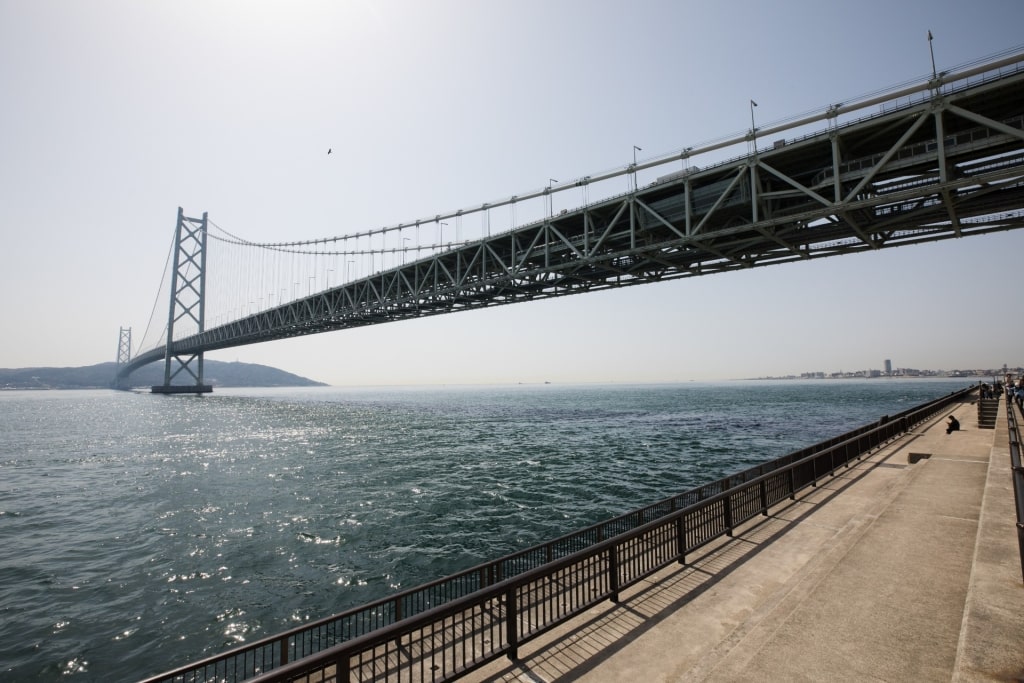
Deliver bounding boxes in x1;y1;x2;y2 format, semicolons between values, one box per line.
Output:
0;361;327;390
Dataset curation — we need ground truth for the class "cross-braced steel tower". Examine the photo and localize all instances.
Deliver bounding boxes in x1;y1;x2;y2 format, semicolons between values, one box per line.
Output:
153;207;212;394
112;326;132;389
116;326;132;365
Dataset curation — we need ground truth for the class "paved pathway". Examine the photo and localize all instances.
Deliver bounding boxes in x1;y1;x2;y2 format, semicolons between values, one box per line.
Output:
469;396;1024;682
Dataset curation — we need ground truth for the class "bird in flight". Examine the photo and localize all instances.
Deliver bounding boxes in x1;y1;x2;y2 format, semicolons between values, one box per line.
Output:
327;148;332;155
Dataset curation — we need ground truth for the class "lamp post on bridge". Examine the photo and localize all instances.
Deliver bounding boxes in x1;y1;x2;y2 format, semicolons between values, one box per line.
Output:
928;30;937;81
402;238;410;265
749;100;759;154
547;179;557;217
632;146;642;191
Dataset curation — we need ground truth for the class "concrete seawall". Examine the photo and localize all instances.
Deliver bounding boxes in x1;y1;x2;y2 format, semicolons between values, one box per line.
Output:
471;396;1024;682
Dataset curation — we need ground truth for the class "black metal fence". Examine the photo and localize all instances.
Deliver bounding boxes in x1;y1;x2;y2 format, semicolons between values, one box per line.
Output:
142;386;972;683
1004;398;1024;582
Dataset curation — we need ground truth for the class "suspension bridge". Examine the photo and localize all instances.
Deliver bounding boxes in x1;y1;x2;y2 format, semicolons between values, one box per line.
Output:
116;49;1024;392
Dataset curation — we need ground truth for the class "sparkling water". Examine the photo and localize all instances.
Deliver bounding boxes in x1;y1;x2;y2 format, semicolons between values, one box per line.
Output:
0;379;970;681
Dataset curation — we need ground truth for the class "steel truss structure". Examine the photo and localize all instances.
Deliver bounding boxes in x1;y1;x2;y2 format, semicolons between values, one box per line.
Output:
118;55;1024;382
116;326;131;366
151;208;212;393
113;326;133;389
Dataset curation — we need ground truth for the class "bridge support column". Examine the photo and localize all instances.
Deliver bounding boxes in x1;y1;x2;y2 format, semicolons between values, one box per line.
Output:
153;207;213;395
113;326;132;390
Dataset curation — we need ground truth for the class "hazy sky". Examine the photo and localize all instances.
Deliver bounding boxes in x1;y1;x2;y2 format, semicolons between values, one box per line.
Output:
2;0;1023;385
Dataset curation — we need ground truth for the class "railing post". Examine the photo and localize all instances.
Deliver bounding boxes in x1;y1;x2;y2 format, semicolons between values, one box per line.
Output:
336;649;350;681
760;479;769;516
789;467;796;500
278;636;289;666
609;545;621;603
505;587;519;661
724;496;734;537
676;514;687;565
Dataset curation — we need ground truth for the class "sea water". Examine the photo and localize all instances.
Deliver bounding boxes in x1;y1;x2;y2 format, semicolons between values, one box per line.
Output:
0;379;970;681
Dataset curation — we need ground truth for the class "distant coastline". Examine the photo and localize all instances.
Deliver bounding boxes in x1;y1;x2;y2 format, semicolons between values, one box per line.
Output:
0;360;326;390
747;369;1014;381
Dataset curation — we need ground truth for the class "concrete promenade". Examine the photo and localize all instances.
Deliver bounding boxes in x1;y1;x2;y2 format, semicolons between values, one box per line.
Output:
470;395;1024;682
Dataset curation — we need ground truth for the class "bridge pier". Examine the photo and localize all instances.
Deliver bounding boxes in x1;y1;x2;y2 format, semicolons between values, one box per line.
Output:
152;384;212;394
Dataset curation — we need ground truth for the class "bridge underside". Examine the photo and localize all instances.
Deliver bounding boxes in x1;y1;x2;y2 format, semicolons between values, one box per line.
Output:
119;68;1024;379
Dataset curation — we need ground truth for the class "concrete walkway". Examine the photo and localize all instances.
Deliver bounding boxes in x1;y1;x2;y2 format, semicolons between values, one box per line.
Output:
469;397;1024;682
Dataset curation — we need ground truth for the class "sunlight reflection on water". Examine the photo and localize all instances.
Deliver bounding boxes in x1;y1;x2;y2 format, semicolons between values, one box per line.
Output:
0;379;969;680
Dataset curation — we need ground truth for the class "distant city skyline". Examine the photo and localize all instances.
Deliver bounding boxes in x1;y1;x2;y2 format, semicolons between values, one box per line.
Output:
758;364;1021;381
2;1;1023;386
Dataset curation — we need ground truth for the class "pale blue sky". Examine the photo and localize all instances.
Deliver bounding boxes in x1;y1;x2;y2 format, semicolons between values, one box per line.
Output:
2;0;1023;385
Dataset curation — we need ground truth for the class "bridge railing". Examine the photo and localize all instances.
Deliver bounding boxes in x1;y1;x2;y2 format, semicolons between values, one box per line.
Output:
1004;396;1024;581
140;386;972;683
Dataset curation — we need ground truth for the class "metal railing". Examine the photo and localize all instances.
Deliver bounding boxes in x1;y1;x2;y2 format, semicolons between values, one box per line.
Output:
1004;398;1024;581
143;386;972;683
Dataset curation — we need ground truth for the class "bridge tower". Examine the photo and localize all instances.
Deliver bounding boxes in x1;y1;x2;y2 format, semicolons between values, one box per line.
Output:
116;326;132;366
153;207;213;394
112;326;132;389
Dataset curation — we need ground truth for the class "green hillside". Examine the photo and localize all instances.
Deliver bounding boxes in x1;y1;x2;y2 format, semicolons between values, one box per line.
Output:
0;361;326;390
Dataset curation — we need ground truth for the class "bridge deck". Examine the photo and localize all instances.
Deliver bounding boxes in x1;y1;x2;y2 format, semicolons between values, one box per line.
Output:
469;398;1024;682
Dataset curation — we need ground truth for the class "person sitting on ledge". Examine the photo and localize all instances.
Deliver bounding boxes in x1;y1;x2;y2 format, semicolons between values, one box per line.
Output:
946;415;960;434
